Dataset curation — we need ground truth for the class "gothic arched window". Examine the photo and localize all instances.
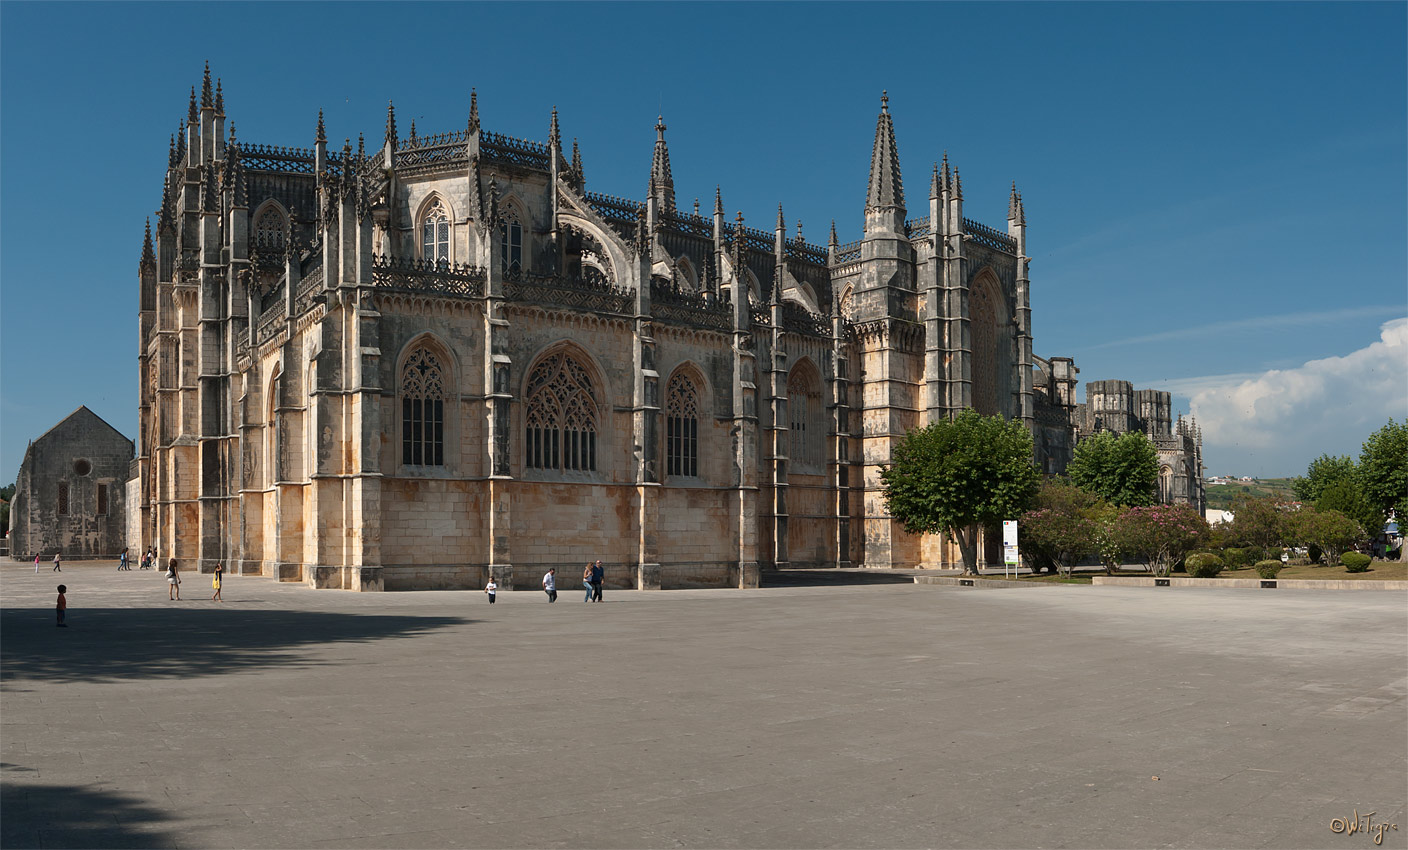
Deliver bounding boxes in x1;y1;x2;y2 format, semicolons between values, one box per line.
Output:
525;351;597;472
421;199;450;264
254;206;286;251
499;212;523;276
401;347;446;466
970;281;999;417
666;373;700;478
788;363;822;471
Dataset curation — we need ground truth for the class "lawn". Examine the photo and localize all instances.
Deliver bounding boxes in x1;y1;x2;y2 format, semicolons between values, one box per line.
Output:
1005;561;1408;583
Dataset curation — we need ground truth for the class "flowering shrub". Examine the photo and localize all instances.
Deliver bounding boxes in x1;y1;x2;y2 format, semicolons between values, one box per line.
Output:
1019;507;1096;578
1111;504;1209;577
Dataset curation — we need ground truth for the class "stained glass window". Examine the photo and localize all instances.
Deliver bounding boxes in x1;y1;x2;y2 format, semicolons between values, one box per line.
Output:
421;199;449;264
525;352;597;472
402;347;446;466
666;373;699;477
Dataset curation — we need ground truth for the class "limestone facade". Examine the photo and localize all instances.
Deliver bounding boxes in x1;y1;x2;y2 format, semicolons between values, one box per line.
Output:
131;68;1184;589
11;406;133;559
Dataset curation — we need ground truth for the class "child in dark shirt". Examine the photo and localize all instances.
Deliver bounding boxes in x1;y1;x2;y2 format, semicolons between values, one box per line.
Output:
56;585;67;627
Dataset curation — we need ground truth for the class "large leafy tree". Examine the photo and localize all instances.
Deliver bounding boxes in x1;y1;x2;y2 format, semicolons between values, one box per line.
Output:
1288;506;1364;569
880;409;1040;575
1067;431;1159;507
1292;454;1357;503
1229;495;1289;555
1316;478;1380;542
1358;419;1408;536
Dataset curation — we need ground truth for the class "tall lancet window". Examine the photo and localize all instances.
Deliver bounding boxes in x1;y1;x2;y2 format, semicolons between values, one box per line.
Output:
666;373;700;478
499;213;523;276
421;199;450;264
525;351;598;472
788;363;822;471
970;282;999;417
401;347;446;466
254;206;286;251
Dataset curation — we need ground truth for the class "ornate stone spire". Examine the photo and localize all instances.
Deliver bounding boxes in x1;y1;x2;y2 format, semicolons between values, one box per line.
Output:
384;100;397;149
214;79;224;115
714;186;723;216
175;121;186;163
829;219;838;248
468;89;479;133
201;164;219;212
796;220;803;244
571;138;582;181
776;202;786;232
1008;181;1019;221
408;120;417;146
140;218;156;273
941;151;950;194
650;115;675;212
865;90;904;214
357;132;365;159
634;205;649;258
1016;192;1025;225
694;198;700;217
229;128;247;207
549;106;561;159
168;134;177;169
316;109;326;144
953;168;963;200
188;87;198;123
931;163;941;200
487;175;500;225
200;62;213;109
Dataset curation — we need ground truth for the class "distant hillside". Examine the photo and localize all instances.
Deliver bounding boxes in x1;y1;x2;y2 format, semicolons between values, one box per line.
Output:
1204;477;1298;510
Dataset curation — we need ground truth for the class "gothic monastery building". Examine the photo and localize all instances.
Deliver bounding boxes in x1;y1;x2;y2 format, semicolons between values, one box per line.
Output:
132;66;1201;590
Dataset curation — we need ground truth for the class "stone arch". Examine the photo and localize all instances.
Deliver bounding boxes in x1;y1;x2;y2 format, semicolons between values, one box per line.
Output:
664;362;708;479
969;269;1008;417
414;193;456;264
251;199;289;251
559;215;623;286
521;341;609;474
785;279;821;314
395;333;458;469
264;361;283;487
838;284;854;319
496;194;530;275
674;255;698;290
787;356;824;472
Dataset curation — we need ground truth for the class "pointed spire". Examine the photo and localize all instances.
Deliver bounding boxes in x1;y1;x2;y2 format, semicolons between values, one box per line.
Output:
865;90;905;213
158;182;174;231
829;219;838;248
634;205;649;258
487;175;499;225
713;186;723;216
175;121;186;164
200;62;213;109
230;130;247;208
357;132;365;160
140;218;156;273
931;163;941;199
548;106;561;153
188;87;198;123
214;79;224;115
776;202;786;232
650;114;675;211
1008;181;1019;221
408;120;417;145
384;100;397;149
201;164;219;212
1016;192;1025;225
940;151;950;194
316;109;326;144
468;89;479;133
694;198;700;217
168;134;177;168
953;168;963;201
796;220;803;244
571;138;582;179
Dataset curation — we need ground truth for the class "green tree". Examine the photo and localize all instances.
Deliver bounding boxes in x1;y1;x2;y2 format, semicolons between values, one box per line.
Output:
1358;419;1408;540
1288;506;1364;569
880;409;1039;575
1291;454;1357;503
0;483;10;536
1019;479;1104;577
1316;478;1380;541
1067;431;1159;507
1110;503;1208;576
1230;495;1289;555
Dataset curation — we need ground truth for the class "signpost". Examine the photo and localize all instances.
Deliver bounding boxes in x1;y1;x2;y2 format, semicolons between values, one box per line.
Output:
1003;520;1020;579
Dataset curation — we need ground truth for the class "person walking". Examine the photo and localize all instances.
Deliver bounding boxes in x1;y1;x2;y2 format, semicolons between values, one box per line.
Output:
167;559;181;600
484;576;497;604
34;553;41;574
542;568;557;603
583;563;594;602
211;562;224;602
141;548;152;570
119;548;129;571
56;585;67;627
52;551;61;572
591;560;604;603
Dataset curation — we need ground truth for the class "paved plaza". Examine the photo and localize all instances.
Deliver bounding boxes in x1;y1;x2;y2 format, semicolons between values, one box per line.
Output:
2;563;1404;849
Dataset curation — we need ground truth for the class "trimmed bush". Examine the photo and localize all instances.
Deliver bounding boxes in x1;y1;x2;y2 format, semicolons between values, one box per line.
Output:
1222;547;1251;569
1307;543;1323;565
1254;560;1284;579
1342;552;1372;573
1185;553;1226;578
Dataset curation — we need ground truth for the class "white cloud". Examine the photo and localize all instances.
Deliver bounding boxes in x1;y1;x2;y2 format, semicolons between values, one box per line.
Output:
1188;318;1408;474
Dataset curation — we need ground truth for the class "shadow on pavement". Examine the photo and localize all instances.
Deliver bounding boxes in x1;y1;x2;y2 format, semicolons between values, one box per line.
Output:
1;767;176;849
0;609;467;684
761;569;918;587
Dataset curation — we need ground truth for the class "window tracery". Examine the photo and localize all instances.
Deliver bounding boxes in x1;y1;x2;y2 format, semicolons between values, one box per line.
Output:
971;282;999;417
254;206;286;251
525;351;598;472
401;347;446;466
788;364;822;470
666;373;700;478
499;209;523;276
421;198;450;264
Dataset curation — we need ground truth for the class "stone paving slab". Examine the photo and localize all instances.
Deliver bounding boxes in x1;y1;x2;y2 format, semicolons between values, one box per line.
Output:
2;562;1405;849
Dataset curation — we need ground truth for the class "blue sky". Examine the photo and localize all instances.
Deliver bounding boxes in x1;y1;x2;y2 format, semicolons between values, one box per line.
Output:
2;1;1404;483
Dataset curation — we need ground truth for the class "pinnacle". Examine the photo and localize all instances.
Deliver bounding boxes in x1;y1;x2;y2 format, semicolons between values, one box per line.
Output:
201;62;213;109
188;87;198;122
385;100;397;147
776;203;785;232
714;186;723;216
316;109;326;144
931;162;940;199
829;219;838;247
468;89;479;132
865;92;904;212
214;79;224;114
